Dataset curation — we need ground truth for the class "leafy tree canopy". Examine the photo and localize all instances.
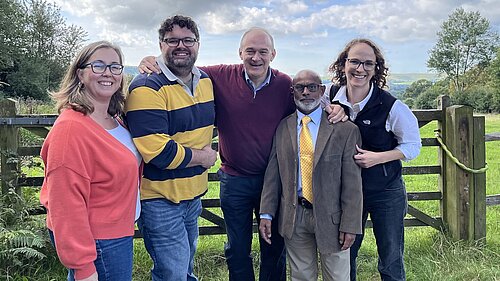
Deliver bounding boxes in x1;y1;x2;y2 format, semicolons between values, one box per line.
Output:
427;7;499;94
0;0;87;100
402;79;434;101
414;79;449;109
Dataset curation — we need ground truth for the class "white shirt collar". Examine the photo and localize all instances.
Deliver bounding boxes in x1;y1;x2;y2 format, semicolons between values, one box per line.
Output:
333;83;374;119
156;55;201;83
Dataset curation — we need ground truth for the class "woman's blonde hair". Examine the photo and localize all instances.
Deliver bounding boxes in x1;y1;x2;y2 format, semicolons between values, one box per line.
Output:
51;40;125;116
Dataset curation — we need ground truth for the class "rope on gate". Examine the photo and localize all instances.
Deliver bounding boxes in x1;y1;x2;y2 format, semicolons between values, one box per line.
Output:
434;132;488;174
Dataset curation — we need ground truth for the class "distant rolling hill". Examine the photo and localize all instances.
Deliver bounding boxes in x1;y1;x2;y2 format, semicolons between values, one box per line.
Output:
389;73;439;85
320;72;440;96
388;73;440;97
124;66;440;97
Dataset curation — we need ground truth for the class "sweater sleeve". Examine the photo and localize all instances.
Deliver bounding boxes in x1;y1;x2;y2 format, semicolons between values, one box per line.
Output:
339;124;364;235
40;117;97;280
45;166;96;280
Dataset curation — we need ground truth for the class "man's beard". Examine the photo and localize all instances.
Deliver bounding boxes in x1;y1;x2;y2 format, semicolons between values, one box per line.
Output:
165;48;197;77
295;98;320;114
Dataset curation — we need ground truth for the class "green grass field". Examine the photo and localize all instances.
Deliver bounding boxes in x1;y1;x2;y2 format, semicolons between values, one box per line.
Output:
11;115;500;281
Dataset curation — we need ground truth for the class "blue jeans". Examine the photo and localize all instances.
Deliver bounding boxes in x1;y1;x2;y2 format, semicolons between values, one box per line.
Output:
218;170;286;281
137;197;202;281
48;230;133;281
350;180;408;281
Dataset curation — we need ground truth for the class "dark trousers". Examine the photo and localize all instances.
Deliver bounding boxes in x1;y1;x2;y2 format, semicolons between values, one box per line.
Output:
350;180;408;281
218;170;286;281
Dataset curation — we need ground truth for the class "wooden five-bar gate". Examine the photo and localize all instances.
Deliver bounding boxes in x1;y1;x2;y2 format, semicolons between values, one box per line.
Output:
0;96;496;242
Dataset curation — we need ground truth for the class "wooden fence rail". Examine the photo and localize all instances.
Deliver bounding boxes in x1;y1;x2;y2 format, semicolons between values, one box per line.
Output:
0;96;494;241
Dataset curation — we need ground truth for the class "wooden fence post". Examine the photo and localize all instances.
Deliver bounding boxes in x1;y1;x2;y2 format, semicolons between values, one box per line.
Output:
473;116;486;241
438;95;450;229
0;98;20;194
442;105;475;240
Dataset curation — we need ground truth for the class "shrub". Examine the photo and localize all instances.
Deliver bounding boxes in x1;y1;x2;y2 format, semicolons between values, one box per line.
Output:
452;85;496;113
0;188;51;279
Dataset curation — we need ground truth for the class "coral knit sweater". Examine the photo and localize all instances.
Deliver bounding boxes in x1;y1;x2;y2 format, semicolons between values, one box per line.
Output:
40;109;139;280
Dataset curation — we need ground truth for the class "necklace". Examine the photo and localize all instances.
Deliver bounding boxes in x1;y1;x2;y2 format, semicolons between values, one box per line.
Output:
90;113;116;130
91;112;113;121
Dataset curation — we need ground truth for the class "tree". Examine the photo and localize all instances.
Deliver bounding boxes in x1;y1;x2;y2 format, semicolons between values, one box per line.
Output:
402;79;433;100
414;80;449;109
452;84;495;112
488;47;500;112
427;8;499;94
0;0;24;81
1;0;87;99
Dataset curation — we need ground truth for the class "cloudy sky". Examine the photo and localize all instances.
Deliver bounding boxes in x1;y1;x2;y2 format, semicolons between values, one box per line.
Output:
50;0;500;75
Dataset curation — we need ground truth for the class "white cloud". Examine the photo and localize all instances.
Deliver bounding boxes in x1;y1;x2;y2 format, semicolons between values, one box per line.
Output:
284;1;309;14
303;30;328;38
51;0;500;43
307;1;444;42
46;0;500;72
463;0;500;25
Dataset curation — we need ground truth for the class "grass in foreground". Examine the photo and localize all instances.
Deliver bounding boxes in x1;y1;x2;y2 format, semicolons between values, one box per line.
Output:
7;115;500;280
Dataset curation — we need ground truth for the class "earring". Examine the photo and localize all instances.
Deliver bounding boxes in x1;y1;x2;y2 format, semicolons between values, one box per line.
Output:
79;82;85;89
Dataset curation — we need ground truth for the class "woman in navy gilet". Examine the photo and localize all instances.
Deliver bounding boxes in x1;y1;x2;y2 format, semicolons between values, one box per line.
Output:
323;38;422;281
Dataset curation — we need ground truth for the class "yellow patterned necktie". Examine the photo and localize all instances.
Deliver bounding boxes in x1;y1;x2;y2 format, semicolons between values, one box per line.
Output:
300;115;314;203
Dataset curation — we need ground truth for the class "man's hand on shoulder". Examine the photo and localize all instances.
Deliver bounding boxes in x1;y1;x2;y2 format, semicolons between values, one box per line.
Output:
139;56;161;74
325;104;348;124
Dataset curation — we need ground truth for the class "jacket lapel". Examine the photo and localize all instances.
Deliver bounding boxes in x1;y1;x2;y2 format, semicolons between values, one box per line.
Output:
286;112;298;156
314;112;333;168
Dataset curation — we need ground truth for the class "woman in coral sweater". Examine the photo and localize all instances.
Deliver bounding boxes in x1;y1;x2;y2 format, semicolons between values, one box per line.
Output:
40;41;141;281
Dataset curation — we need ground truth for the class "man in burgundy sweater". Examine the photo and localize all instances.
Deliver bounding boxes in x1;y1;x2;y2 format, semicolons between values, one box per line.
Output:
203;28;293;281
139;27;345;281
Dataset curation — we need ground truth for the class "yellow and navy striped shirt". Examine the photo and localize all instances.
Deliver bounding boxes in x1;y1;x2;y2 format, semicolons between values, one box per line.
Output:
125;69;215;203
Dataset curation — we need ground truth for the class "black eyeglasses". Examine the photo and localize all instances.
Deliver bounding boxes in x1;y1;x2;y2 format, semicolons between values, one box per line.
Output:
292;84;321;93
80;61;124;75
162;37;198;47
346;58;377;71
